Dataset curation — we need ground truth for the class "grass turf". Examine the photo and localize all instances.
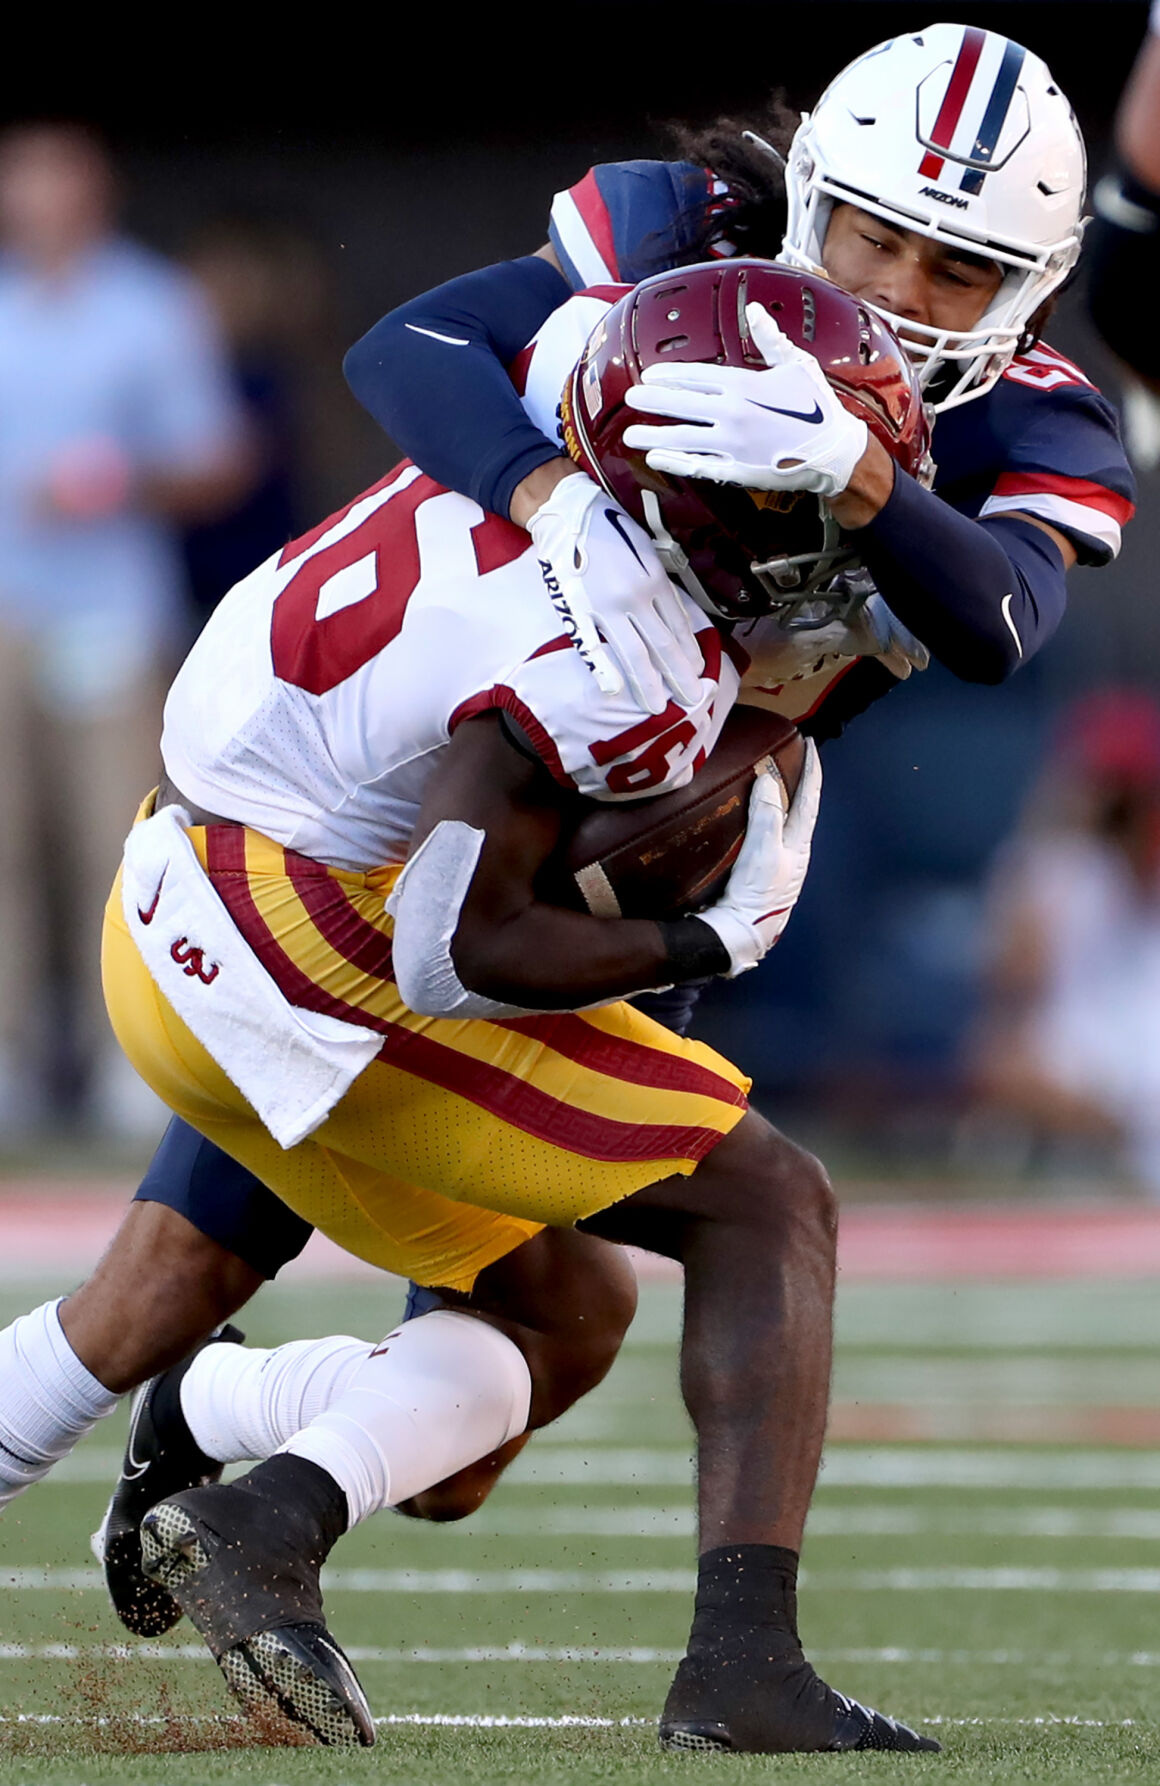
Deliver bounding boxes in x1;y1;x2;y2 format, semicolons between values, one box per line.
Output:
0;1275;1157;1783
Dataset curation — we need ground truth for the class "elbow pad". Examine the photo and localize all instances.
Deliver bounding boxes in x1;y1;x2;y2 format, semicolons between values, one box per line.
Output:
858;469;1068;683
387;821;539;1020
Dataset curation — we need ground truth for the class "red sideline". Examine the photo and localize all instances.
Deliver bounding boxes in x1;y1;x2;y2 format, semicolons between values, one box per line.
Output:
0;1186;1159;1282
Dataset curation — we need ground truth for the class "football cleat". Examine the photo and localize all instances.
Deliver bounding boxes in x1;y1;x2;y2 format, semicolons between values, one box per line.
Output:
830;1695;941;1752
659;1698;939;1755
658;1644;939;1754
139;1455;373;1748
91;1323;245;1637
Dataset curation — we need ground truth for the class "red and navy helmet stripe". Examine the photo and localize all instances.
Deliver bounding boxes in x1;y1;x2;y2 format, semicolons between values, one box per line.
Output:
959;39;1026;194
917;28;1026;195
918;27;985;180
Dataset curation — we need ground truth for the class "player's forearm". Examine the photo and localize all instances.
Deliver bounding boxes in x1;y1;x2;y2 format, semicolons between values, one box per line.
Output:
845;465;1068;683
343;257;571;519
452;908;727;1010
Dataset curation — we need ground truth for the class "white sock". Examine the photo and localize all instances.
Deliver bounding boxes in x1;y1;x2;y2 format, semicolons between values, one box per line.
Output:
180;1334;369;1465
0;1300;119;1507
282;1311;532;1527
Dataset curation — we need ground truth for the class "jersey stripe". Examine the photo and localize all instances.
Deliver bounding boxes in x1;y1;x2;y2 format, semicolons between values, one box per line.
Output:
570;171;620;279
549;188;615;290
988;472;1135;524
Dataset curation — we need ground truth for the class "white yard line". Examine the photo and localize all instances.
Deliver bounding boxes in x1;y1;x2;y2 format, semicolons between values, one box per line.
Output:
36;1443;1160;1491
0;1710;1143;1731
12;1564;1160;1593
3;1641;1160;1668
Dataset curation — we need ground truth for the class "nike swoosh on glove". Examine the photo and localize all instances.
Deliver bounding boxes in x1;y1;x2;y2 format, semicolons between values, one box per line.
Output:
697;740;822;976
622;302;868;499
528;472;704;715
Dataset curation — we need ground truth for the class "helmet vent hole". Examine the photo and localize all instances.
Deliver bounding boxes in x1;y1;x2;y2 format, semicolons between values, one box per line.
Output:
852;115;876;126
801;289;817;342
657;335;690;353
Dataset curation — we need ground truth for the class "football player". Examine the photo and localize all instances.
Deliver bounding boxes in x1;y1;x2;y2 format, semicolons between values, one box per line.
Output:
0;267;937;1756
0;16;1133;1739
1088;0;1160;388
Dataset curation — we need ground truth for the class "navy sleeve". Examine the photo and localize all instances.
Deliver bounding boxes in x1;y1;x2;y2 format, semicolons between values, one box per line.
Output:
858;468;1069;685
343;256;572;519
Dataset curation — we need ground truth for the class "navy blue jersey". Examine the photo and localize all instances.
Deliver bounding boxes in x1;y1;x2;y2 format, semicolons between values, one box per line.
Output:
548;160;728;288
549;160;1134;567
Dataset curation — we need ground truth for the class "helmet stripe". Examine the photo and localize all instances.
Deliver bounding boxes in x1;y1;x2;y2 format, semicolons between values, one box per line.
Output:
959;40;1027;193
917;25;986;179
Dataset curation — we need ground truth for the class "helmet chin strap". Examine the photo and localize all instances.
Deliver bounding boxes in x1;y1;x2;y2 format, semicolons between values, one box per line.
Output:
640;490;720;617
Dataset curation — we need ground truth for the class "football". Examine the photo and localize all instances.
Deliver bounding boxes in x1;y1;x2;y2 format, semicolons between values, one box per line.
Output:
548;706;805;920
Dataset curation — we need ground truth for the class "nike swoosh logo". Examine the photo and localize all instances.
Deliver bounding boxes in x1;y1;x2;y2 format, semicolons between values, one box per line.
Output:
120;1388;152;1482
137;867;167;925
1000;593;1023;659
604;508;646;569
747;398;824;424
404;323;471;347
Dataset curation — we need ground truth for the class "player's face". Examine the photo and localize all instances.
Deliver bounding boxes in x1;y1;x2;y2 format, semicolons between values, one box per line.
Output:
821;204;1003;334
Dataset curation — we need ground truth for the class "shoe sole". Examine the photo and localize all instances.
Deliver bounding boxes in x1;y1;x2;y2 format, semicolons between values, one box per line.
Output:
141;1501;374;1748
92;1515;184;1637
658;1724;732;1753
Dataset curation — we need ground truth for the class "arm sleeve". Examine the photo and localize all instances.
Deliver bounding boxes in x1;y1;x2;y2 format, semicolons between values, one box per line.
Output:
343;256;572;519
857;467;1070;685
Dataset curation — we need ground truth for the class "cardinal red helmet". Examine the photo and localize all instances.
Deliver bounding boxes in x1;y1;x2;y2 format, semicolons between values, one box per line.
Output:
560;259;932;624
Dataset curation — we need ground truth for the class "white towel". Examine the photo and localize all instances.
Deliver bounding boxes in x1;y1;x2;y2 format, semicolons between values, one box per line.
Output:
121;805;383;1149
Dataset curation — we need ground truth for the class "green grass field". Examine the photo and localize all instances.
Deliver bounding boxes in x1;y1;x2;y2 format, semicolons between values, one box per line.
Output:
1;1272;1159;1785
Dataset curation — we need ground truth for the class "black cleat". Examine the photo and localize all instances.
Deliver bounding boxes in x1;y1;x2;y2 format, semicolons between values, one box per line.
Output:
140;1453;374;1748
660;1695;939;1755
658;1646;939;1754
829;1694;941;1752
92;1323;245;1637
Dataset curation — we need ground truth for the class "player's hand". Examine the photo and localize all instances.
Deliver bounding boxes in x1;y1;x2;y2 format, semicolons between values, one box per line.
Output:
841;592;930;672
697;740;822;976
622;301;868;499
527;472;704;715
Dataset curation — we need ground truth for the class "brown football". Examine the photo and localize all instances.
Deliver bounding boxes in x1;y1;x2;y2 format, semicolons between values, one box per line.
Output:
545;706;805;920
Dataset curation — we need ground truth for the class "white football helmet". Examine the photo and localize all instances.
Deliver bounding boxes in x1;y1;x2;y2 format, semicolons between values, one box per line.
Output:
781;23;1086;410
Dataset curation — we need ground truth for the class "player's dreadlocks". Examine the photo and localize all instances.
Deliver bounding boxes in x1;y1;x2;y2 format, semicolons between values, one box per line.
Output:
666;98;800;262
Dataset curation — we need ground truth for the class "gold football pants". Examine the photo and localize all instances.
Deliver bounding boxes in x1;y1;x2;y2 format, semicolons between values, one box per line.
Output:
103;811;749;1292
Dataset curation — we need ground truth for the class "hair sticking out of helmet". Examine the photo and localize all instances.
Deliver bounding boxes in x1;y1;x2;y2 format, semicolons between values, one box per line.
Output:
559;259;931;627
781;23;1086;411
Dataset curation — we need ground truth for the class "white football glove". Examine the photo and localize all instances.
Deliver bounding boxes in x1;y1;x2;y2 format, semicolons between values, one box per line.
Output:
527;472;704;715
622;300;869;499
698;739;822;977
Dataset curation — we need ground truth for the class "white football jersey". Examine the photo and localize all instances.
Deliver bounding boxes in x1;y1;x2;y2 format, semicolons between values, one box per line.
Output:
162;457;737;872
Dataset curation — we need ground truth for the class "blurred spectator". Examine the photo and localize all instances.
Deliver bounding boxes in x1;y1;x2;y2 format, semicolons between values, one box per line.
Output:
179;214;311;622
0;122;250;1140
967;690;1160;1194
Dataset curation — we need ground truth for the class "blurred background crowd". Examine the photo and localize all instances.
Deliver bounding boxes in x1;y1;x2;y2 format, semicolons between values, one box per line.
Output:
1;1;1157;1200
